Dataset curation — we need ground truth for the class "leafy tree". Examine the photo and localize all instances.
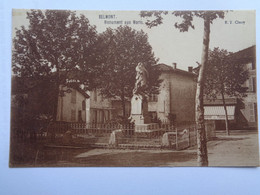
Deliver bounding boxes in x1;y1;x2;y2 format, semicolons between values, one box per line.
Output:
12;10;100;121
97;26;161;118
140;10;226;166
204;48;249;135
11;76;56;139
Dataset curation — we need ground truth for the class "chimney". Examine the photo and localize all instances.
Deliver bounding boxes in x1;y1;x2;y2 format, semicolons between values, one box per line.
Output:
188;66;193;73
172;63;177;69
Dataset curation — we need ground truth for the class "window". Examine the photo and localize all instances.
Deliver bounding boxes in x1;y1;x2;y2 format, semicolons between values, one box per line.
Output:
254;103;258;122
249;103;258;122
252;77;256;92
100;110;104;123
93;110;97;123
246;62;252;70
82;100;86;110
78;110;83;122
252;61;256;70
149;94;158;102
93;89;97;102
71;109;76;121
249;103;254;122
71;90;76;104
248;77;256;92
107;110;110;121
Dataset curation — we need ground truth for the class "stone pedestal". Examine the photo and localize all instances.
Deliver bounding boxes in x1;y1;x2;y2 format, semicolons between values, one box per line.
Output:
135;123;159;132
130;94;150;125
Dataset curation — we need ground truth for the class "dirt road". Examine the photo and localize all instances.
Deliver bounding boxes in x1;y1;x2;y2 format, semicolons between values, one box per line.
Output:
207;131;259;166
10;130;259;167
72;131;259;167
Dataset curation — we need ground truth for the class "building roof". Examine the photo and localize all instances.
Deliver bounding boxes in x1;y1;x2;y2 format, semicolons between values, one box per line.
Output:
154;63;196;77
229;45;256;63
75;87;90;98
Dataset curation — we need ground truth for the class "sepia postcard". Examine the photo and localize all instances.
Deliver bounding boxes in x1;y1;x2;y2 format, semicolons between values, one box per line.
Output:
10;9;259;167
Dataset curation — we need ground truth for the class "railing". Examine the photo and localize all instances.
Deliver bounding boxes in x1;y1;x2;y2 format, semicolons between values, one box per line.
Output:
11;121;216;150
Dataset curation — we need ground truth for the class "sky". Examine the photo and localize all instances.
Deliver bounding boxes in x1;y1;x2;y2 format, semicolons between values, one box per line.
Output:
12;10;256;71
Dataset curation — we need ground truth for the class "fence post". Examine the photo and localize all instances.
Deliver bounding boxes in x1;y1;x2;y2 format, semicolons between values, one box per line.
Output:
205;122;208;141
188;128;190;147
175;128;178;150
195;126;197;145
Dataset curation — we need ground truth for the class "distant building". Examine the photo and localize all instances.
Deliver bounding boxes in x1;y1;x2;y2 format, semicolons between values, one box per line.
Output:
148;63;197;125
56;87;89;123
85;89;114;123
56;88;115;123
237;46;257;128
204;45;257;129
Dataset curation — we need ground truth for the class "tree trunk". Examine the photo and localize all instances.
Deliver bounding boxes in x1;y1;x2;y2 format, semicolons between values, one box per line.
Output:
121;88;126;118
195;16;210;166
52;82;60;121
221;91;230;135
121;99;126;118
53;67;61;122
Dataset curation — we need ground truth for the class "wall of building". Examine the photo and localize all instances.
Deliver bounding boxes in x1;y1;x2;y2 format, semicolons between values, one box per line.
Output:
148;77;170;121
169;73;196;124
86;89;114;123
111;100;131;118
56;88;86;122
241;61;257;127
57;88;121;124
148;71;196;124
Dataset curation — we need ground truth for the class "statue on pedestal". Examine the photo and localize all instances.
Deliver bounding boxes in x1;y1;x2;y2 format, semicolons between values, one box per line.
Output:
130;63;150;124
133;62;149;97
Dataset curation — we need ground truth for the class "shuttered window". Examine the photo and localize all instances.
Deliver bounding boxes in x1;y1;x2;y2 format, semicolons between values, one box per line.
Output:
71;90;76;104
249;103;257;122
71;109;76;121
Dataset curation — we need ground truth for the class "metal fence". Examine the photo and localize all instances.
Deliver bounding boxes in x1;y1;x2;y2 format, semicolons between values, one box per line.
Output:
12;121;216;150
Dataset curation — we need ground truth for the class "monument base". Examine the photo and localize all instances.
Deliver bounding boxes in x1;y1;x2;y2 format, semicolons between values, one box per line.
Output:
135;123;159;132
131;114;150;125
130;94;151;125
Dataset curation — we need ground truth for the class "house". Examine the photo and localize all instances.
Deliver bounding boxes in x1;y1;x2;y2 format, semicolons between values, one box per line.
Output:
56;88;115;123
56;87;134;123
56;86;89;123
204;45;257;129
236;45;257;128
148;63;197;125
85;89;115;123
